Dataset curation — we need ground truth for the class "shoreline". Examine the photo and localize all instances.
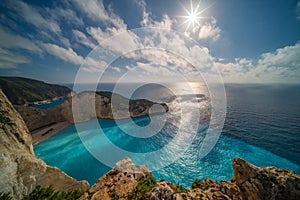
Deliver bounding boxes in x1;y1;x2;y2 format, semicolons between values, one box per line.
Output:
31;121;70;144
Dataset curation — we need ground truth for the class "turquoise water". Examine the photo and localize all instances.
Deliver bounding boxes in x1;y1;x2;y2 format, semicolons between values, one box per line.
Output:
35;84;300;187
34;116;299;187
31;98;68;109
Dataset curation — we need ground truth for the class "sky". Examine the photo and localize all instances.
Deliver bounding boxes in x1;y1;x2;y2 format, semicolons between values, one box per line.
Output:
0;0;300;84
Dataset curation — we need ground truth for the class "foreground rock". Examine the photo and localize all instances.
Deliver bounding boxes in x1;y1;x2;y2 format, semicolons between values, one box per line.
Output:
232;158;300;200
80;157;300;200
80;157;152;200
0;90;89;199
16;91;168;132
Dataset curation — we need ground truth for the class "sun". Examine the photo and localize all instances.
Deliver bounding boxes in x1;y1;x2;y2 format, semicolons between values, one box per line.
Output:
179;0;210;32
187;10;200;28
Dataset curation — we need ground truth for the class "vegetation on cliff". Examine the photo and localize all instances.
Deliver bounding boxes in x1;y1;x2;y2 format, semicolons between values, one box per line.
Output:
22;186;84;200
0;77;71;105
80;158;300;200
0;186;84;200
126;176;157;199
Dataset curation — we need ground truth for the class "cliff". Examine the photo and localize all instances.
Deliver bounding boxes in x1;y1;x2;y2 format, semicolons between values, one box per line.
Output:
14;105;65;132
232;158;300;200
80;158;300;200
16;91;168;131
0;76;71;105
0;90;89;199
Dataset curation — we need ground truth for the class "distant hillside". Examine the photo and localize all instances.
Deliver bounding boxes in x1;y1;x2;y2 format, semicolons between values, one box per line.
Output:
0;77;71;105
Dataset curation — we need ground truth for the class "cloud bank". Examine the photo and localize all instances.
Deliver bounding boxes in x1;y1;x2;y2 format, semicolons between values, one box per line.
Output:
0;0;299;83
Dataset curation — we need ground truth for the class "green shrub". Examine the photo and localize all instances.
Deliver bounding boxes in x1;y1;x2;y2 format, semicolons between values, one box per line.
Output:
191;179;203;189
0;192;12;200
111;190;119;200
127;176;157;200
22;185;84;200
172;184;187;193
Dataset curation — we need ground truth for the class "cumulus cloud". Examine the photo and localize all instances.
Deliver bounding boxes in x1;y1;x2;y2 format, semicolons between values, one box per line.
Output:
152;15;174;29
0;26;42;53
258;43;300;69
41;43;84;65
86;26;116;44
49;6;84;27
82;57;108;73
72;0;108;21
87;27;141;53
0;48;30;68
135;62;177;79
73;30;96;49
125;65;133;71
5;1;61;34
2;0;81;49
214;43;300;83
112;66;121;73
197;17;221;41
72;0;126;30
135;0;153;26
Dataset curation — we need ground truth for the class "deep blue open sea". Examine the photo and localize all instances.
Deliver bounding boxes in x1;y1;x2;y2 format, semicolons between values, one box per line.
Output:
34;83;300;187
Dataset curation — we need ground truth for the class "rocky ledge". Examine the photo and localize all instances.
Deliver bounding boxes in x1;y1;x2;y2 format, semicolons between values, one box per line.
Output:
80;157;300;200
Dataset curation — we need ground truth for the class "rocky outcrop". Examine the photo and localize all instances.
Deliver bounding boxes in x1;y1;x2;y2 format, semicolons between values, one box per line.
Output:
0;90;89;199
80;157;151;200
80;157;300;200
16;91;168;131
150;178;242;200
232;157;300;200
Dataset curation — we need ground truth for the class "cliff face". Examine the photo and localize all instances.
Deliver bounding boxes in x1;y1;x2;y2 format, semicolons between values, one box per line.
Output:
80;158;300;200
16;91;168;131
0;90;89;199
14;105;65;132
232;158;300;200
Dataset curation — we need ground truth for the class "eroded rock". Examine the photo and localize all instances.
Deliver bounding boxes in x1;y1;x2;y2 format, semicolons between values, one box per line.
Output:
232;157;300;200
80;157;151;200
80;157;300;200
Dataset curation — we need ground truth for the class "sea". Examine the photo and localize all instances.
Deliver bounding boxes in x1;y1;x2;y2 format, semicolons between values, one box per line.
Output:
34;83;300;187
